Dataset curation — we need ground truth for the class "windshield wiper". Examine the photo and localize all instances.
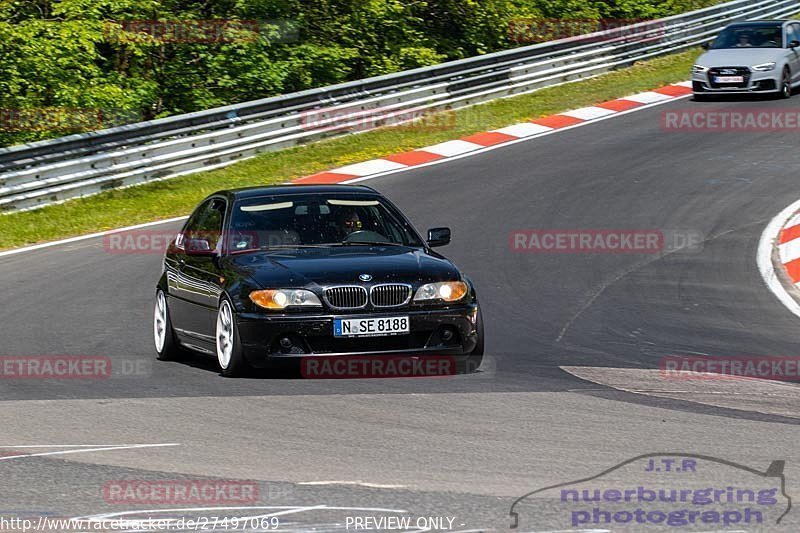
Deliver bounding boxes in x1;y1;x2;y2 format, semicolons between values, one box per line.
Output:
269;244;329;248
337;241;407;247
233;242;410;254
230;244;329;255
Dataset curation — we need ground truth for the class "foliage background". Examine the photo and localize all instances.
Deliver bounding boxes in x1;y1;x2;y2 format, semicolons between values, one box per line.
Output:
0;0;720;146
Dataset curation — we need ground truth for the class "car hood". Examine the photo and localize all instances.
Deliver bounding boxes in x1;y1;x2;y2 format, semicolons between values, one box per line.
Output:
226;246;461;288
697;48;783;67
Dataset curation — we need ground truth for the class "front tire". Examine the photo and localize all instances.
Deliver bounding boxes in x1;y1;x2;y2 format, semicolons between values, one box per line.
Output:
779;67;792;99
154;289;182;361
460;307;484;373
216;298;251;377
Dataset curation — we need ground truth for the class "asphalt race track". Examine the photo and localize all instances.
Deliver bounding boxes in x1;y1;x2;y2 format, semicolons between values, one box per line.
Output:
2;93;800;531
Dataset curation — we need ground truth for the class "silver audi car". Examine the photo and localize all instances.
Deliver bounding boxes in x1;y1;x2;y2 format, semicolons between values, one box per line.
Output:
692;20;800;100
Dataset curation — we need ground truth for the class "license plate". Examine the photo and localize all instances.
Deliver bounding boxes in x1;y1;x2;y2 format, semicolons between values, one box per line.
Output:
334;316;410;337
713;75;744;83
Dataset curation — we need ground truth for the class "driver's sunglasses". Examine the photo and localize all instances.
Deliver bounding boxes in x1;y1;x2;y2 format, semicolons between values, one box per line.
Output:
344;219;362;229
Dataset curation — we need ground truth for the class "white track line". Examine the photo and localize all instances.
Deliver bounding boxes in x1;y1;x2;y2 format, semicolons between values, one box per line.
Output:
72;505;439;533
0;444;176;448
0;215;187;259
78;506;315;522
78;506;330;533
757;197;800;319
0;443;180;461
81;504;409;517
298;480;406;488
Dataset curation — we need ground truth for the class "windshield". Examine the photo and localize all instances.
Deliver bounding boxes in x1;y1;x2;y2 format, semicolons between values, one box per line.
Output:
710;24;783;49
228;193;424;252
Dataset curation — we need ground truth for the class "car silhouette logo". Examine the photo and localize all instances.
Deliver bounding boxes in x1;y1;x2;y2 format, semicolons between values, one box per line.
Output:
359;274;372;282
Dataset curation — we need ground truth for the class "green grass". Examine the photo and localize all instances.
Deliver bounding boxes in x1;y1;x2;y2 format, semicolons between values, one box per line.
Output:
0;49;700;250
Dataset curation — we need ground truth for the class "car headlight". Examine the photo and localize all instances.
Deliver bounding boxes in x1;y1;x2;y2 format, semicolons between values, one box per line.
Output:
751;62;776;72
692;64;709;73
249;289;322;310
413;281;468;303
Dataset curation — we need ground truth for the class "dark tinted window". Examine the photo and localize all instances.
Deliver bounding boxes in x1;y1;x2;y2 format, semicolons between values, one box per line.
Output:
181;197;226;251
788;24;800;46
711;24;783;49
229;194;423;251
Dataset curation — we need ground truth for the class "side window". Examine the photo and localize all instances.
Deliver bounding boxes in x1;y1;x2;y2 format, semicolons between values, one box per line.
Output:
182;198;226;251
790;24;800;46
786;25;797;47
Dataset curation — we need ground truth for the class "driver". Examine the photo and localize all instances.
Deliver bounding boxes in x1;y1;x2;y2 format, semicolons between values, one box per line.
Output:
735;32;753;47
336;208;362;240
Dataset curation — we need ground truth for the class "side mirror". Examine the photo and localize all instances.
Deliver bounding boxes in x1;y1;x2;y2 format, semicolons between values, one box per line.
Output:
790;40;800;49
701;42;711;50
184;238;216;256
427;227;451;247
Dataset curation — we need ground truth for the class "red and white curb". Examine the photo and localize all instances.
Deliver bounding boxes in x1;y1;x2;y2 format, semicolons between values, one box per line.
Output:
758;198;800;319
779;212;800;283
0;81;693;259
294;81;693;185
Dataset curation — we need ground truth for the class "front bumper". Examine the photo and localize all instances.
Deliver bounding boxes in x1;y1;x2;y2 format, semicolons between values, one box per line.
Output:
236;303;479;366
692;68;779;94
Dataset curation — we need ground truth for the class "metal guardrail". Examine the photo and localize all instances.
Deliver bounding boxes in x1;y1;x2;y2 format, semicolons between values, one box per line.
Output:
0;0;797;212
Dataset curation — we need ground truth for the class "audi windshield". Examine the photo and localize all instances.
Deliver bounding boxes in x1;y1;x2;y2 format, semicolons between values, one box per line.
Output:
710;24;783;49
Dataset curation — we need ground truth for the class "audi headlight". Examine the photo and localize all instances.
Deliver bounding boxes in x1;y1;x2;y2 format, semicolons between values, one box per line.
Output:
692;64;709;73
249;289;321;310
751;62;776;72
413;281;468;303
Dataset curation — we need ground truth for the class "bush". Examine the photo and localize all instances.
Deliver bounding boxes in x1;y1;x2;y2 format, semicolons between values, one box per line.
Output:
0;0;723;146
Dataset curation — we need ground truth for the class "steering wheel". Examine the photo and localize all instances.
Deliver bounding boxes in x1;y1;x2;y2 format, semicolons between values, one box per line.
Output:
229;230;256;251
343;230;389;243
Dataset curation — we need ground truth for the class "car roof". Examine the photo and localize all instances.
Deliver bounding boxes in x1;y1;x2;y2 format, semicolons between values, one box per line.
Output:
215;184;380;200
726;20;790;27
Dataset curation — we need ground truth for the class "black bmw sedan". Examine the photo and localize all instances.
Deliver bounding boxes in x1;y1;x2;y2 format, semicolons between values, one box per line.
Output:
154;184;484;377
